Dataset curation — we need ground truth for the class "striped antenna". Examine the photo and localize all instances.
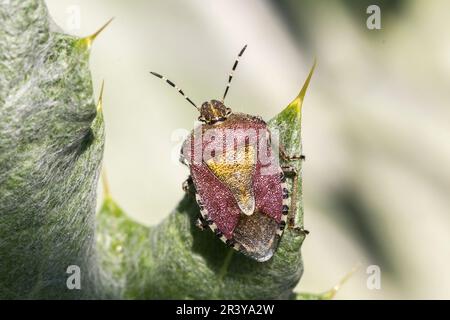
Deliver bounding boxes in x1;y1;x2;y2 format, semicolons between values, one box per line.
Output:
150;72;199;109
223;44;247;101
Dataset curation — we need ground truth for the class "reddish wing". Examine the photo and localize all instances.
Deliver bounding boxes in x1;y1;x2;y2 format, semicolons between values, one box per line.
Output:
253;162;283;224
190;164;241;239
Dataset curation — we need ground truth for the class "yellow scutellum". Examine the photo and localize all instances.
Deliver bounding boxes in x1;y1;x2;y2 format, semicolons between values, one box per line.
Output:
77;18;114;50
96;80;105;113
287;59;317;116
206;146;256;216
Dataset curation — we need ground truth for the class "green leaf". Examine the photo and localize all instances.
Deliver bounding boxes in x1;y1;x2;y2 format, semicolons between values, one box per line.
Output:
0;0;316;299
0;0;105;299
96;63;316;299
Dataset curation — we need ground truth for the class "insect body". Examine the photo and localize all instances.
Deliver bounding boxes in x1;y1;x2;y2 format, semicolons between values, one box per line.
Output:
151;45;305;262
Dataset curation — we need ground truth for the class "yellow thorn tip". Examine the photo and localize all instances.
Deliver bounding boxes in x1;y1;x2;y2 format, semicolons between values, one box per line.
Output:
101;167;111;198
290;59;317;113
96;80;105;112
81;17;114;49
323;262;361;299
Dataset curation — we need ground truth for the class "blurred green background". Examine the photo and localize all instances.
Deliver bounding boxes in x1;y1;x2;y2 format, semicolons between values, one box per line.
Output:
45;0;450;299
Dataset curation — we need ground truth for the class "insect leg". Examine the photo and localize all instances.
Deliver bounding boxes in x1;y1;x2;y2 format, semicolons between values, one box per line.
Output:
182;175;193;193
195;216;208;231
280;144;306;161
282;166;309;236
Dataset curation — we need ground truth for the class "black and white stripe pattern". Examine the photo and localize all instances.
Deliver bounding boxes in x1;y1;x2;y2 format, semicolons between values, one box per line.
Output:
150;71;198;109
222;44;247;101
195;193;241;251
278;170;290;236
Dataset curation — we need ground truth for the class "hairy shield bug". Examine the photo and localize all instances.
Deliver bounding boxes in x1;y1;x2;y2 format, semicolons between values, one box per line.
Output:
151;45;308;262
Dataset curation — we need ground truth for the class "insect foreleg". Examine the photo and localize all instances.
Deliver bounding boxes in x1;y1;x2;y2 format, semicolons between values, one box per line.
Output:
182;175;194;193
279;144;306;161
195;216;208;231
281;166;309;236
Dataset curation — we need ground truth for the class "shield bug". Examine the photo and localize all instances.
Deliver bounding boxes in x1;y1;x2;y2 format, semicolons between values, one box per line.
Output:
150;45;308;262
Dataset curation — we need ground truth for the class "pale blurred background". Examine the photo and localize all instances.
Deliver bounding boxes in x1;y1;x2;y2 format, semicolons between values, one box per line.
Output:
46;0;450;299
